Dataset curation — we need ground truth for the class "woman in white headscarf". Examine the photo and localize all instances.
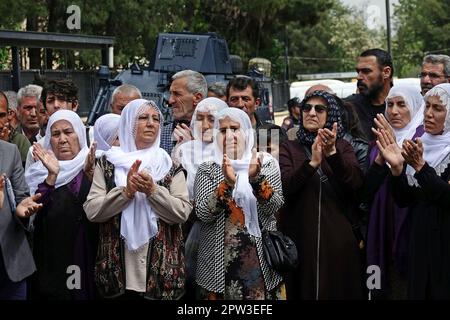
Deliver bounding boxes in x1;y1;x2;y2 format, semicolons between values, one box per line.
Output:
361;85;424;299
377;83;450;299
175;97;228;297
93;113;120;158
177;97;228;199
194;108;285;300
83;99;192;300
24;109;98;300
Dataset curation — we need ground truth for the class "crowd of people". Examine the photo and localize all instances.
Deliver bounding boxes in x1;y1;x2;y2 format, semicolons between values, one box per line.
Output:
0;48;449;300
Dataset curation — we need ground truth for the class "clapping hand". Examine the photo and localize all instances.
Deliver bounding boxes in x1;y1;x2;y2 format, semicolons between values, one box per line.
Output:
16;193;43;218
249;148;263;180
374;128;404;176
131;169;156;197
318;122;337;157
125;160;141;199
84;142;97;181
374;114;396;141
309;134;323;168
173;123;193;144
222;154;236;187
0;125;10;141
32;142;60;185
402;138;425;172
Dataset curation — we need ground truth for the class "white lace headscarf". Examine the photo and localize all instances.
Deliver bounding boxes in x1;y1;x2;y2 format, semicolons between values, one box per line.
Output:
213;108;270;238
25;110;89;195
385;85;424;146
93;113;120;158
406;83;450;186
105;99;172;251
178;97;228;200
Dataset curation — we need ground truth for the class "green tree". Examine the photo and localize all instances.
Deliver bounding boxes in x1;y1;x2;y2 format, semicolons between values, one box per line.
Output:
393;0;450;77
285;1;385;79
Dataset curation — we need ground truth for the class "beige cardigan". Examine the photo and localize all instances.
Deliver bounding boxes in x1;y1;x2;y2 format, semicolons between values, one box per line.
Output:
83;163;192;292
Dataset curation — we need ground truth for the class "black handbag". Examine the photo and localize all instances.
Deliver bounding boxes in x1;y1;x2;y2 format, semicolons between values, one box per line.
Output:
261;229;299;273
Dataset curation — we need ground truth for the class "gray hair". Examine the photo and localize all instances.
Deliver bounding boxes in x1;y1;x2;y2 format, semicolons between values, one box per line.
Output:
208;82;227;98
17;84;42;107
111;84;142;102
423;54;450;76
4;91;18;113
172;70;207;98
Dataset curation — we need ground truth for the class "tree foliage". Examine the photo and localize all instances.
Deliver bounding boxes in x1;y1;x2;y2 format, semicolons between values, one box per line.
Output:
393;0;450;77
286;1;384;78
0;0;392;80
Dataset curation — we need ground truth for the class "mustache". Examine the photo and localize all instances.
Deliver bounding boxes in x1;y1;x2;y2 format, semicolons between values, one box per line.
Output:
357;80;367;88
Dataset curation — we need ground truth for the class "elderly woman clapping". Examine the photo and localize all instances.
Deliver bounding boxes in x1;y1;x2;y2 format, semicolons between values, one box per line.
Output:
194;108;285;300
279;90;364;299
377;83;450;299
25;110;98;300
362;85;424;299
83;99;192;300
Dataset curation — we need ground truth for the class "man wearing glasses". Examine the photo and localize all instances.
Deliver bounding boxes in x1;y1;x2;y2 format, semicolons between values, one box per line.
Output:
419;54;450;95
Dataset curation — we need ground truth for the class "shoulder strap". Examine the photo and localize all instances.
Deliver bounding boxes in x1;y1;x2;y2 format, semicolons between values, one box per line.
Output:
302;145;361;235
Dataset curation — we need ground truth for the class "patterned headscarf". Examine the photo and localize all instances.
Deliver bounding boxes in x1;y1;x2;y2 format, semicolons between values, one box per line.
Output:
296;90;345;145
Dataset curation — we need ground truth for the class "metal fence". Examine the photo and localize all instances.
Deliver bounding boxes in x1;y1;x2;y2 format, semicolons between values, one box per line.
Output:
272;81;290;112
0;69;99;117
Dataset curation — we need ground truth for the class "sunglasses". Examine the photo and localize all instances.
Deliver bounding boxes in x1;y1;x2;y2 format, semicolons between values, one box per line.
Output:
301;104;328;114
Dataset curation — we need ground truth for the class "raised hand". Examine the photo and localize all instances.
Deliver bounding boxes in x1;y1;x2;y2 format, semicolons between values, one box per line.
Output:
402;138;425;172
173;123;193;144
32;142;60;185
0;174;5;208
0;125;11;141
132;170;156;197
371;127;386;165
16;193;43;218
84;142;97;181
125;159;141;199
249;148;263;180
309;134;323;168
222;154;236;187
374;114;396;142
318;122;337;157
375;129;404;176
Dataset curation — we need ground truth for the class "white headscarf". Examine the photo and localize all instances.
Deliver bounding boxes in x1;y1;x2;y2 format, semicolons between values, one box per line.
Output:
93;113;121;158
213;108;268;238
178;97;228;199
385;85;424;146
104;99;172;251
406;84;450;186
25;110;89;195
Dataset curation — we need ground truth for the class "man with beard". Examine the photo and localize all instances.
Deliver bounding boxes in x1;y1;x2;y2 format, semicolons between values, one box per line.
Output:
419;54;450;95
345;49;393;141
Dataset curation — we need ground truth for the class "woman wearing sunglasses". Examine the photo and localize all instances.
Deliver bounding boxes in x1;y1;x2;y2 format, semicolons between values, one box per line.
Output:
279;90;364;300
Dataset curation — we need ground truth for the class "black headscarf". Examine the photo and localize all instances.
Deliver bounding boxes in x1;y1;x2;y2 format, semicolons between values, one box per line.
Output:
296;90;345;145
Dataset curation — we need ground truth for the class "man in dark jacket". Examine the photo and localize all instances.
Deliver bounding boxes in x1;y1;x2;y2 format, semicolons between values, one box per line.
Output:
346;49;393;141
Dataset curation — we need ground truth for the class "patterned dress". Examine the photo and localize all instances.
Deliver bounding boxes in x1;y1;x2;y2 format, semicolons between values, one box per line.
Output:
195;157;285;300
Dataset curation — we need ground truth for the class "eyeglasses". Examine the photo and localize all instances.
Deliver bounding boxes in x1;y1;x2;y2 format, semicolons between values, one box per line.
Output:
418;72;447;80
301;104;328;114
